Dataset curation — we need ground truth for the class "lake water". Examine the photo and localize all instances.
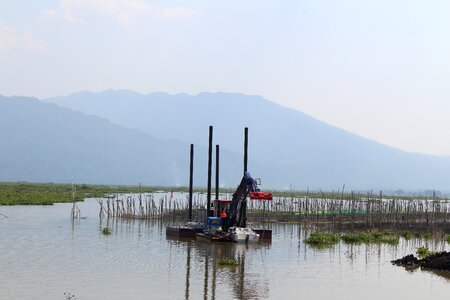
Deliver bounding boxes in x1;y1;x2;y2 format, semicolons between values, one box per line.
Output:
1;197;449;300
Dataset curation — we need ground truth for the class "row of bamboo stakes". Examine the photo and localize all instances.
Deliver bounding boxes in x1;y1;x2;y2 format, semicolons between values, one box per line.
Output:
97;191;450;228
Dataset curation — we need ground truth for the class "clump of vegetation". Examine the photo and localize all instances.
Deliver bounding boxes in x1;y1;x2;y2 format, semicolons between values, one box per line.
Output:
422;233;433;240
340;233;364;243
102;227;112;235
304;233;341;247
306;230;446;248
402;231;414;240
416;247;434;258
445;234;450;243
401;231;436;240
341;231;399;245
218;258;239;266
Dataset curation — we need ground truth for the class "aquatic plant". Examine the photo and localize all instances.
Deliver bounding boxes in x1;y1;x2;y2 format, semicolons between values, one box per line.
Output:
102;227;112;235
401;231;437;240
445;234;450;243
304;233;340;246
218;258;239;266
341;231;399;245
422;233;432;240
416;247;434;258
402;231;413;240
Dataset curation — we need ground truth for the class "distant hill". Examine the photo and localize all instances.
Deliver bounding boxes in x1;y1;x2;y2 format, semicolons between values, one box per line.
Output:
45;90;450;190
0;95;254;186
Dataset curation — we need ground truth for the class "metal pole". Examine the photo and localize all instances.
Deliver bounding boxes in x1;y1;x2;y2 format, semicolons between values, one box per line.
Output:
207;126;213;216
243;127;248;227
215;144;220;217
244;127;248;175
215;144;219;200
188;144;194;221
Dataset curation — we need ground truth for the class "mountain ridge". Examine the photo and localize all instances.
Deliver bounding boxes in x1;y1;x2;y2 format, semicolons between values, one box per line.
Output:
47;89;450;158
1;92;449;190
43;90;450;190
0;95;265;187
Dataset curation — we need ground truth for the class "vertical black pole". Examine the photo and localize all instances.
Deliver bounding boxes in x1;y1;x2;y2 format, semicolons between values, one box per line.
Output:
242;127;248;227
207;126;213;217
215;144;219;200
215;144;220;217
188;144;194;221
244;127;248;175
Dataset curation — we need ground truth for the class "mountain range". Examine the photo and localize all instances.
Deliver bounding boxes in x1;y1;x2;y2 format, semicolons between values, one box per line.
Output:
1;91;449;191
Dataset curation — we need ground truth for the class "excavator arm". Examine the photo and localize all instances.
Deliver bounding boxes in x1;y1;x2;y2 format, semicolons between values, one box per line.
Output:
228;172;272;228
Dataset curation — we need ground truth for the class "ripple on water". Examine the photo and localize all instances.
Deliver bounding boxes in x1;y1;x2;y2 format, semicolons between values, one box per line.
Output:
1;197;449;300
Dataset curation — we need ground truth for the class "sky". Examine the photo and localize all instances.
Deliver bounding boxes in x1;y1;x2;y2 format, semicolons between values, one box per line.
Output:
1;0;450;156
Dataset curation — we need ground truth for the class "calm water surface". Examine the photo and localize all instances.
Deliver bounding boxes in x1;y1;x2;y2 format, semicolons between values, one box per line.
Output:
1;197;449;300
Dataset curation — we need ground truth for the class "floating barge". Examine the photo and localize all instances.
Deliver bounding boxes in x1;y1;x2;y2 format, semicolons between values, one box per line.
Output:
166;224;272;241
252;229;272;240
166;226;198;238
196;229;272;242
166;226;272;242
166;126;272;243
196;232;228;242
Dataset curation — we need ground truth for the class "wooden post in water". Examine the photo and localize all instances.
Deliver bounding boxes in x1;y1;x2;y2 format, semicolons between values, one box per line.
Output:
71;179;80;219
189;144;194;221
207;126;213;217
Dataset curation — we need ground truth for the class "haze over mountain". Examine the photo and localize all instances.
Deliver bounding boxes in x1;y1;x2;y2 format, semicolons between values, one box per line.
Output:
0;95;256;187
44;90;450;191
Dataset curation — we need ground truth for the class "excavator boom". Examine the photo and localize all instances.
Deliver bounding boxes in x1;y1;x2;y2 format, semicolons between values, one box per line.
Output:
228;172;272;228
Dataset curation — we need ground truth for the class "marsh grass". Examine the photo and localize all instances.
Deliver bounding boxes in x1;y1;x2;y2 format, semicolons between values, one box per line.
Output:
304;230;443;248
401;231;435;240
0;182;166;205
341;231;399;245
304;233;341;247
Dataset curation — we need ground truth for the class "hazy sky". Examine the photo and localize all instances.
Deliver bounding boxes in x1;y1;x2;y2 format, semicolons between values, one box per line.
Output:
1;0;450;156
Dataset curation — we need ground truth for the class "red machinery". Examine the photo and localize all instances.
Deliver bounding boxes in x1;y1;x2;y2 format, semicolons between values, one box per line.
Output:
249;192;273;200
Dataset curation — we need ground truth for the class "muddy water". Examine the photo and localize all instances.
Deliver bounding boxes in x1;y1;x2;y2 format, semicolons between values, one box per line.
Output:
0;198;449;300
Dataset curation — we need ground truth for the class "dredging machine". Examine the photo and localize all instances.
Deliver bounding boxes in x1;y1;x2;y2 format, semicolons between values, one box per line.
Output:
166;126;273;242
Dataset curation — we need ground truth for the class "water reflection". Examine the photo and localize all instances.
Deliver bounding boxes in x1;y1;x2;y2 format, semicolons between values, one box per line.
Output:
167;235;272;300
185;240;192;300
0;200;449;300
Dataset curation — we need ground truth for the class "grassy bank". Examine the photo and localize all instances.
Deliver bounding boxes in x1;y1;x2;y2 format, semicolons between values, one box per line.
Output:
0;182;176;205
1;181;449;206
